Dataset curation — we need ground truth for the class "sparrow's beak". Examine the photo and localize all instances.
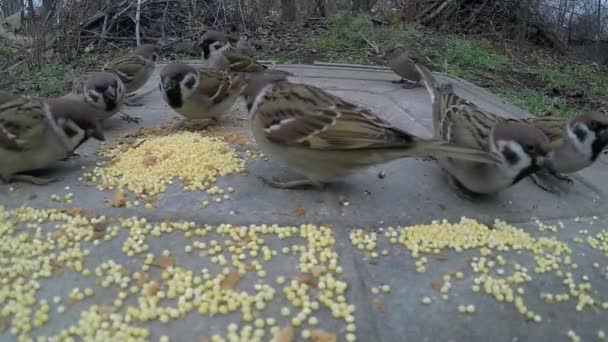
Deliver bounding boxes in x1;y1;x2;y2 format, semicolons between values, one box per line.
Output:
90;124;105;141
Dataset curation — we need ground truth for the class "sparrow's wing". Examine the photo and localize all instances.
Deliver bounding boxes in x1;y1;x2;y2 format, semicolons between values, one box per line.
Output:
256;83;414;150
198;70;245;104
521;116;566;142
0;99;47;151
224;49;267;73
436;89;507;151
103;55;146;83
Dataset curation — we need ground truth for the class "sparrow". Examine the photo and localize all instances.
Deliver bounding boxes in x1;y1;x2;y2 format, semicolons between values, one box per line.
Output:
241;74;502;189
159;63;246;129
522;111;608;190
0;90;17;105
384;43;426;88
200;31;292;76
102;44;161;106
235;35;255;57
70;71;131;122
0;97;104;185
416;64;554;196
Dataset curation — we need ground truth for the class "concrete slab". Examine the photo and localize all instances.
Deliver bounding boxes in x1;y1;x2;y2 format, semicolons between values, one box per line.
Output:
1;64;608;342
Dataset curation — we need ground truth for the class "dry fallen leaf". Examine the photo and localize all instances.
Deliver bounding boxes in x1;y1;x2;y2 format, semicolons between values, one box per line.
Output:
374;299;385;313
91;225;106;240
292;203;307;217
221;272;244;290
142;153;158;166
311;265;326;278
311;330;337;342
273;326;294;342
96;305;113;317
107;191;127;208
435;254;448;262
137;272;149;286
151;256;175;269
63;207;88;217
431;282;442;291
145;281;161;297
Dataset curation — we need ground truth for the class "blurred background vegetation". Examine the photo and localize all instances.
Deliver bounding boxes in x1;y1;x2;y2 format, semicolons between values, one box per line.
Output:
1;0;608;117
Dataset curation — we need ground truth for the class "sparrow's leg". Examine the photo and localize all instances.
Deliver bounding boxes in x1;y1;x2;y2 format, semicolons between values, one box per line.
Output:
119;110;141;123
548;171;574;184
9;174;60;185
447;175;480;200
124;98;144;106
401;80;421;89
61;152;80;161
124;88;157;106
259;176;324;190
530;174;559;194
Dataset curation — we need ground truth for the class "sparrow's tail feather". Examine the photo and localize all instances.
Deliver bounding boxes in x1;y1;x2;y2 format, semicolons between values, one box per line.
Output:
265;69;294;77
407;139;502;164
415;64;438;104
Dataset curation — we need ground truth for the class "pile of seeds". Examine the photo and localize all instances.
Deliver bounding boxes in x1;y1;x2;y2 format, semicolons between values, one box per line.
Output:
82;132;246;199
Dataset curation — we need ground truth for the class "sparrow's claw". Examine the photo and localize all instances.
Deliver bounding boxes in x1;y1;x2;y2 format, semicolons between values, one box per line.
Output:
549;172;573;184
258;176;321;189
531;174;559;194
124;99;144;107
9;174;61;185
447;175;480;200
120;113;141;123
62;152;80;161
401;81;421;89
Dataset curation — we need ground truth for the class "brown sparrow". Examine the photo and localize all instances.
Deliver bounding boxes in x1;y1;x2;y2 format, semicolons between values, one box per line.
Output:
416;64;555;196
0;97;104;185
70;71;131;122
160;63;246;129
241;74;502;189
200;31;292;76
103;44;161;106
522;111;608;190
384;43;426;88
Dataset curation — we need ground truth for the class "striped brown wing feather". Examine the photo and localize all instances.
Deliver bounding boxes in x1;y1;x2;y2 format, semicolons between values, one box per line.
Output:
258;84;410;149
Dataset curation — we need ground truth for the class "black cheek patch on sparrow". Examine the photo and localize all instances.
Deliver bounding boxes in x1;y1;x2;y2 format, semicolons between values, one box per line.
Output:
104;97;117;111
165;84;183;108
502;145;520;165
590;134;608;161
573;125;587;142
201;40;212;59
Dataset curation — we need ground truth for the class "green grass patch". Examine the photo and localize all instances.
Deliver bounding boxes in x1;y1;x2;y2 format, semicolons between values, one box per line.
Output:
307;14;414;64
304;15;607;118
20;64;66;98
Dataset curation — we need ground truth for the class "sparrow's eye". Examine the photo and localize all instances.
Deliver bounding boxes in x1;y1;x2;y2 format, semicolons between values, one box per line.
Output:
523;144;536;154
152;52;159;62
588;121;598;131
213;42;223;49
